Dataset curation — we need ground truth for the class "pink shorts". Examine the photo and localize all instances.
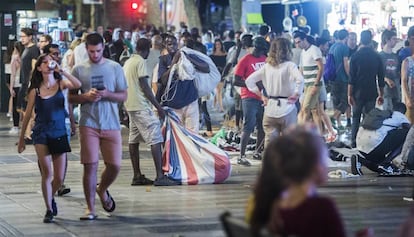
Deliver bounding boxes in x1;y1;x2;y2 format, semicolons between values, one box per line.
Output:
79;126;122;166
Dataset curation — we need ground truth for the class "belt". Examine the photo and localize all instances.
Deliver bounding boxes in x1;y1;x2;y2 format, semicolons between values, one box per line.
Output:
268;96;288;106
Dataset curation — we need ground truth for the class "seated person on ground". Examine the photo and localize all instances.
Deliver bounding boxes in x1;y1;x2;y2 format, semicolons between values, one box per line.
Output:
352;103;410;175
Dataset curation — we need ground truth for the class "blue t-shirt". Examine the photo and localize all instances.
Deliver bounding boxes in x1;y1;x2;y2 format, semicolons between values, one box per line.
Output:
72;59;128;130
329;42;349;83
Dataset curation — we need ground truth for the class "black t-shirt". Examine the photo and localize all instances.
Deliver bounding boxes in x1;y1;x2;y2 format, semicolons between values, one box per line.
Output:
20;45;40;85
349;47;385;100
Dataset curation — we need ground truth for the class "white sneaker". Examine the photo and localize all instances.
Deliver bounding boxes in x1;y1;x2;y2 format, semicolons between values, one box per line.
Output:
8;127;19;135
6;113;11;117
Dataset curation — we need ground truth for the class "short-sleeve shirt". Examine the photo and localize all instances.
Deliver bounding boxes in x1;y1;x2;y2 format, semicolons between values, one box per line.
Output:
379;51;400;98
234;54;266;100
72;59;128;130
329;42;349;83
300;44;322;86
20;45;40;85
123;54;151;111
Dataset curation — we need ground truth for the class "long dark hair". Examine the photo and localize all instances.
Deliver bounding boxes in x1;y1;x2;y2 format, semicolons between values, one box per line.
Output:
213;39;226;54
28;54;61;92
250;126;325;236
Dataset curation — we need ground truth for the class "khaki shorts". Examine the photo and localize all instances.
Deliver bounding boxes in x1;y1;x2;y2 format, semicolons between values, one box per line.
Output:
302;85;320;110
79;126;122;166
127;109;163;145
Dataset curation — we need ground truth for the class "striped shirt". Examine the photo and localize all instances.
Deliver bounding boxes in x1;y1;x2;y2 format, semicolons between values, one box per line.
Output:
300;44;322;86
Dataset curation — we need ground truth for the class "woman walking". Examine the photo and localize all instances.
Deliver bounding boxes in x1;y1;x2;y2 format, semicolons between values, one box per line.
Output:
17;54;81;223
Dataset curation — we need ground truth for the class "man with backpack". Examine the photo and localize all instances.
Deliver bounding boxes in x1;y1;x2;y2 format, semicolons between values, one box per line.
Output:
328;29;350;129
352;103;410;175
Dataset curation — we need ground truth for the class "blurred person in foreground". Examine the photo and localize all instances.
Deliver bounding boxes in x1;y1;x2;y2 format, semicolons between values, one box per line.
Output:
248;125;346;237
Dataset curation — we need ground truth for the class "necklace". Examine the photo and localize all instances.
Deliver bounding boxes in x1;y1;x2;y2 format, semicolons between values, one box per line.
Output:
43;82;52;90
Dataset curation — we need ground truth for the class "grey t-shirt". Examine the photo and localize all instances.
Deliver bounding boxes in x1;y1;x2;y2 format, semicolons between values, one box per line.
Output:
72;59;127;130
379;51;400;99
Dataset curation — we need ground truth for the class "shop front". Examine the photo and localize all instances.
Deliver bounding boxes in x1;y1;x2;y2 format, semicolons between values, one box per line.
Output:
326;0;414;44
0;0;35;112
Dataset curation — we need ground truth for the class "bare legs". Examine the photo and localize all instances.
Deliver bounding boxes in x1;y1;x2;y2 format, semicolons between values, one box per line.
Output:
35;144;66;211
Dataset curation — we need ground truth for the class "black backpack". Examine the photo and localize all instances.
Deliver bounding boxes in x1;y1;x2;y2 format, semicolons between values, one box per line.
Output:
360;108;393;130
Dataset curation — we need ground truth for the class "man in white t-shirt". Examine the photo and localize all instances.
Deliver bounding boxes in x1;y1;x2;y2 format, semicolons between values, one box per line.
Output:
294;31;323;133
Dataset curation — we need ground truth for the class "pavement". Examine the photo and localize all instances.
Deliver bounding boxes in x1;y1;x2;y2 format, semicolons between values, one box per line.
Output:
0;101;413;236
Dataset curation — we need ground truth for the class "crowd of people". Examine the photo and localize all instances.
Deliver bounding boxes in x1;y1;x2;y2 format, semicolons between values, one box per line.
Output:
3;21;414;236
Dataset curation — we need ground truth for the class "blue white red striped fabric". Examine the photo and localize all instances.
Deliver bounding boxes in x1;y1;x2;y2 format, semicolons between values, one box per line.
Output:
162;108;231;185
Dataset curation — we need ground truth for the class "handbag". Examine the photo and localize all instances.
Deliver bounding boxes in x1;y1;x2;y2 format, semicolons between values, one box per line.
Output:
47;135;71;154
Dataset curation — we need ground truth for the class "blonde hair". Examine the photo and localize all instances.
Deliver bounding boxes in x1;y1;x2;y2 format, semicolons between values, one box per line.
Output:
266;38;292;67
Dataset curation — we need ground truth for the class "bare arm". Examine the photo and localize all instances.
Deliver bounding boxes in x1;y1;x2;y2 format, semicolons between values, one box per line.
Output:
348;84;355;106
139;76;165;119
314;58;324;84
59;69;82;90
10;57;17;96
343;57;350;76
401;60;411;108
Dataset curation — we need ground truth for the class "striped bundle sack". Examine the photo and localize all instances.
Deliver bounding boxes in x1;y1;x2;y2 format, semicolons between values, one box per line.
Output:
162;109;231;185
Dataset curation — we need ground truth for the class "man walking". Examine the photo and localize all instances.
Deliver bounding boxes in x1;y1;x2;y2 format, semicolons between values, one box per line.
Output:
329;29;350;129
70;33;127;220
348;30;385;148
18;28;40;143
294;31;323;132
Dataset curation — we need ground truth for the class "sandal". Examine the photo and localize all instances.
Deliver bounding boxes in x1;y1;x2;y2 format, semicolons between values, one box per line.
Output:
100;190;116;212
80;213;98;221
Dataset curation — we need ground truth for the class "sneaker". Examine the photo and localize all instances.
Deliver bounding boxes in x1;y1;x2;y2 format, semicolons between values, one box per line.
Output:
43;210;54;223
8;127;19;135
238;156;251;166
154;175;179;186
6;112;11;117
131;175;154;186
378;165;393;174
351;155;363;175
253;153;262;160
57;185;71;196
51;198;58;216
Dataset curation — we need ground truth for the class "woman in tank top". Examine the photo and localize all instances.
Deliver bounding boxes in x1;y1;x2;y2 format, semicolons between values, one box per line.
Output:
17;54;81;223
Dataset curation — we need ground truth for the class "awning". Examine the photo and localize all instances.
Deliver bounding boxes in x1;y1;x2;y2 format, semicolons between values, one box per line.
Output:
0;0;35;11
246;13;264;24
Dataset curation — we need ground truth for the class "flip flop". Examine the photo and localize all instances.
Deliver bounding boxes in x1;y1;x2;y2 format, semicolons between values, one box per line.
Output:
101;190;116;213
80;213;98;221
